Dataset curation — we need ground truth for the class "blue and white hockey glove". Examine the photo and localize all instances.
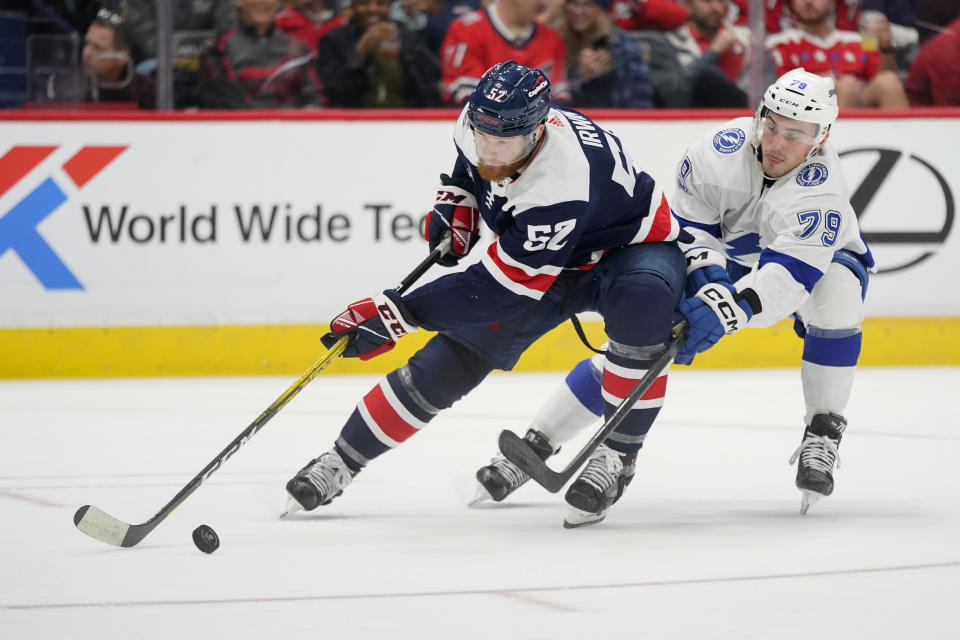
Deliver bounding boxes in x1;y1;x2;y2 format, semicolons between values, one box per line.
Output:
425;173;480;267
674;282;758;365
683;247;730;297
321;290;418;361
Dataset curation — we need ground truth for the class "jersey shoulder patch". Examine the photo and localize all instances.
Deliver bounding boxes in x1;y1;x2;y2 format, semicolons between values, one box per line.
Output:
712;127;747;154
795;162;829;187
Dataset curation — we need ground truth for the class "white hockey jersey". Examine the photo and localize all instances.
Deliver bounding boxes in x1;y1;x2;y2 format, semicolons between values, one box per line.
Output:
672;117;874;328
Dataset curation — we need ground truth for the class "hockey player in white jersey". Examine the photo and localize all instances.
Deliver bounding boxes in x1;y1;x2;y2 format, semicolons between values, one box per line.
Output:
474;68;875;521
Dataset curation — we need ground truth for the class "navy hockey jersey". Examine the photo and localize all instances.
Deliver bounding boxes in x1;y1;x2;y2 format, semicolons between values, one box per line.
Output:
401;105;684;331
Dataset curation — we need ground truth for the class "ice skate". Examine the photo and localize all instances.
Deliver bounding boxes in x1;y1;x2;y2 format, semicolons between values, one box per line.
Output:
563;444;636;528
283;449;355;515
471;429;554;505
789;413;845;515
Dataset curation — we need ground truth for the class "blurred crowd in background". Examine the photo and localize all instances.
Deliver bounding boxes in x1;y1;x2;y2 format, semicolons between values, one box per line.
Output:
1;0;957;111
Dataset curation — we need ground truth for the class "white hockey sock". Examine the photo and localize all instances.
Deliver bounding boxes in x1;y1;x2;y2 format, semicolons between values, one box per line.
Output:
528;376;601;447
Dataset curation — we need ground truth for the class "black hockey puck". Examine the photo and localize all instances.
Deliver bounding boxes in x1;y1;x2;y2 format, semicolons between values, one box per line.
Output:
192;524;219;554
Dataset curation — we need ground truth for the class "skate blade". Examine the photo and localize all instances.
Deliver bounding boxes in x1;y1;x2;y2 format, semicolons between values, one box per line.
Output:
799;490;821;515
468;483;494;507
279;496;303;519
563;506;607;529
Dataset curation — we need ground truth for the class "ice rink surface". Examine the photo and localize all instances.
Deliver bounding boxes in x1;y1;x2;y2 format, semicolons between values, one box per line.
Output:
1;367;958;639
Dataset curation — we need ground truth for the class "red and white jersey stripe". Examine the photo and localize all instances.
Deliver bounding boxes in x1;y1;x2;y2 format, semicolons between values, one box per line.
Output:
356;379;429;447
601;358;670;411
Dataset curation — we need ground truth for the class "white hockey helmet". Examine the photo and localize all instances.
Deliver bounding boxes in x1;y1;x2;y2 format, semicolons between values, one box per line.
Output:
755;68;838;152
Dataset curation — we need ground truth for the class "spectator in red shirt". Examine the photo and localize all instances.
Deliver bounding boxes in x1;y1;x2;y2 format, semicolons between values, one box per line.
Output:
905;16;960;106
441;0;570;105
766;0;908;108
609;0;690;32
275;0;346;53
677;0;748;84
719;0;861;34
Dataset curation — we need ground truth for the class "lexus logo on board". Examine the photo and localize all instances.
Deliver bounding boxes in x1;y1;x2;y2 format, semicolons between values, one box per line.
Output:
840;147;955;274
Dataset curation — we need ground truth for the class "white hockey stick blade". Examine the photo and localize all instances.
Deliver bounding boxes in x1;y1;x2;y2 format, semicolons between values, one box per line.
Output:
74;505;130;546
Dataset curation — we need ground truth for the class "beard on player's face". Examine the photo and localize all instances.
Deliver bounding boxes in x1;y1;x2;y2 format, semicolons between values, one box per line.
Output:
477;156;530;181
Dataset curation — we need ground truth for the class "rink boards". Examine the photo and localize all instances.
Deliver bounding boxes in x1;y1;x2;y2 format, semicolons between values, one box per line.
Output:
1;108;958;376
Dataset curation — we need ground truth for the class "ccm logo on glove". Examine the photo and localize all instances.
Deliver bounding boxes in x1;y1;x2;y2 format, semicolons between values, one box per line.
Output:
324;292;417;360
426;173;481;266
376;300;411;340
699;284;747;333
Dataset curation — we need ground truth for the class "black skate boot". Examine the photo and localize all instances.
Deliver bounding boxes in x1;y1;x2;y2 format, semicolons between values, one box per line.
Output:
563;444;637;528
472;429;555;504
789;412;846;515
283;449;355;516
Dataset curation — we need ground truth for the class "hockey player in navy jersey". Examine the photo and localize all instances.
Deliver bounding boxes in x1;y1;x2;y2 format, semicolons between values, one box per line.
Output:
283;60;691;523
474;68;875;520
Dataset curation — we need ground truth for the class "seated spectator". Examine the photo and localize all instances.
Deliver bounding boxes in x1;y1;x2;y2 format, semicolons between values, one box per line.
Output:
315;0;443;107
610;0;690;32
767;0;909;108
766;0;861;32
389;0;482;55
199;0;325;108
638;0;749;107
550;0;654;107
80;9;155;108
275;0;346;52
905;14;960;105
125;0;237;61
861;2;922;70
441;0;571;104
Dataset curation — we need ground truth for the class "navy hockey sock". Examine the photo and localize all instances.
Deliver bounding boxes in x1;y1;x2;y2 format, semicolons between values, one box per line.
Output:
335;335;492;470
599;272;676;454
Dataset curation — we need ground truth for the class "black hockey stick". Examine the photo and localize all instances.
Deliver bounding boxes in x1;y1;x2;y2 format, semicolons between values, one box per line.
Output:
499;321;687;493
74;236;452;548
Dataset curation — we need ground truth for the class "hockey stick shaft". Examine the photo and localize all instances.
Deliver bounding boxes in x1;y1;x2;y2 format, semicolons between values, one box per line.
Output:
499;321;687;493
74;236;452;547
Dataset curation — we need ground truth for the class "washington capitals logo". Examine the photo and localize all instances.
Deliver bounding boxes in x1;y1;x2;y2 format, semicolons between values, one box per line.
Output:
713;128;746;154
0;145;126;289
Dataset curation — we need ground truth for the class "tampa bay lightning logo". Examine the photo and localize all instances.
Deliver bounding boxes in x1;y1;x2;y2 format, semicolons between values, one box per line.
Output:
796;163;829;187
713;128;745;154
